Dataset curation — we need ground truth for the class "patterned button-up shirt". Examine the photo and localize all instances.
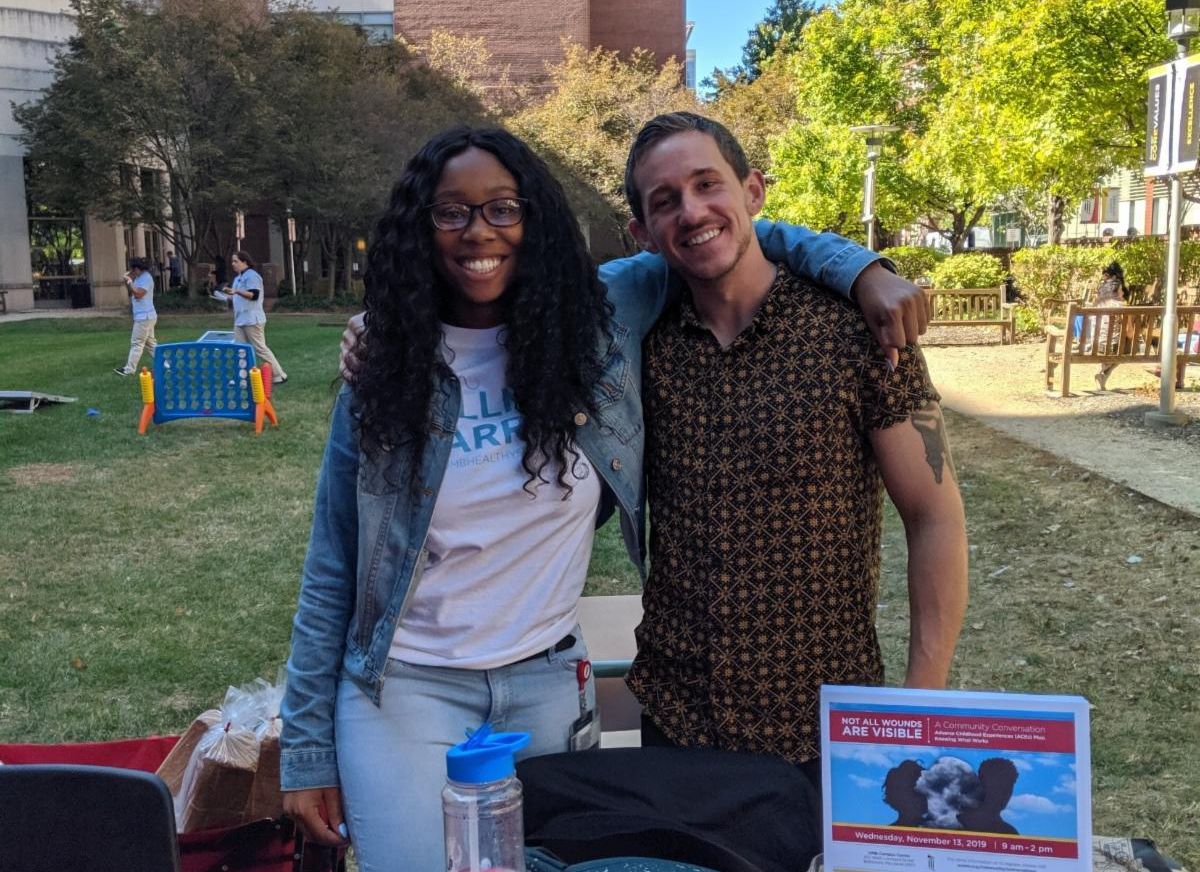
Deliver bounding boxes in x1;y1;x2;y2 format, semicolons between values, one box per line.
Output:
627;266;938;763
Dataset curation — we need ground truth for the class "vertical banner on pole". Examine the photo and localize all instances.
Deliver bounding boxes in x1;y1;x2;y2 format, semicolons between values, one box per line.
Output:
1178;61;1200;171
286;216;296;243
1146;53;1200;177
235;210;245;243
1147;62;1173;177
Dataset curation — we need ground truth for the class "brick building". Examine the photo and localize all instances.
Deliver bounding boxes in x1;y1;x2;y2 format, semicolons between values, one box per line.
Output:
393;0;686;89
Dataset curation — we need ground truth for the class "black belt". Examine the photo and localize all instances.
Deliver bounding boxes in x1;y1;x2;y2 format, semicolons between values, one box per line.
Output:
514;633;576;665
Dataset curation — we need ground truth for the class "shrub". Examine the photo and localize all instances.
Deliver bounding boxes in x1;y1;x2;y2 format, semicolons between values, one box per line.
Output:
930;253;1006;289
1112;238;1165;303
1013;304;1041;336
879;245;947;281
1008;246;1110;324
271;292;362;312
154;291;226;313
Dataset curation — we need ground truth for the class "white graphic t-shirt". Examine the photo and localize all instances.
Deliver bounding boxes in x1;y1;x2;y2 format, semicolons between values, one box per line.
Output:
131;271;156;321
231;268;266;326
389;323;601;668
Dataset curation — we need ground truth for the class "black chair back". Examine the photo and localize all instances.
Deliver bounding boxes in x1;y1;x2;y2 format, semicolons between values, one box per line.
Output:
0;763;182;872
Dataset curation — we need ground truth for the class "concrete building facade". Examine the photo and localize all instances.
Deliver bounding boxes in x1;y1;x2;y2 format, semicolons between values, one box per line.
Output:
392;0;685;89
2;2;168;312
1061;168;1199;243
0;1;87;313
1;1;272;314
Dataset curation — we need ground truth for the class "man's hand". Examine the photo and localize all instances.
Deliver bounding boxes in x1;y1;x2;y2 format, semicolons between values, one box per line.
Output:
339;312;366;381
282;786;348;847
852;262;929;368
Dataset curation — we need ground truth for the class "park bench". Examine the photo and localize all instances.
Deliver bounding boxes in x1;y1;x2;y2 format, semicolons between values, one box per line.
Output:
0;288;8;314
1044;303;1200;396
924;287;1014;343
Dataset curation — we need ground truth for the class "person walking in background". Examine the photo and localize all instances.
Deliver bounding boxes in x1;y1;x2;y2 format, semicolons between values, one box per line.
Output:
114;256;157;376
167;250;181;289
228;251;287;384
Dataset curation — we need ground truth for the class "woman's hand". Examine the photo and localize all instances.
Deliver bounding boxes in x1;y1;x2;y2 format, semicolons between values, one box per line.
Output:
339;312;366;381
851;262;930;368
282;786;348;846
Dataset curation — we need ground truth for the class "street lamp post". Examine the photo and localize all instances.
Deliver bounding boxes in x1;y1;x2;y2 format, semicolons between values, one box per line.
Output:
1147;0;1200;427
850;124;899;251
285;207;298;296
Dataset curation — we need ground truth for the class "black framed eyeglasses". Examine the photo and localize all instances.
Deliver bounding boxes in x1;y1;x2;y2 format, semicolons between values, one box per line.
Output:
426;197;528;231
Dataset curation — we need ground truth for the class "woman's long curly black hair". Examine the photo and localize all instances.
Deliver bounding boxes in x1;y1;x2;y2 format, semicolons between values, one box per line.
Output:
354;127;613;494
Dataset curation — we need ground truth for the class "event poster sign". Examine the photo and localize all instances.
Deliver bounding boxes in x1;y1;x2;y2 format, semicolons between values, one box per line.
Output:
821;686;1092;872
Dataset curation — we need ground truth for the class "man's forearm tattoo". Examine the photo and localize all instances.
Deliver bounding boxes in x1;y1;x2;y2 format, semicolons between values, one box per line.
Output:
910;404;957;484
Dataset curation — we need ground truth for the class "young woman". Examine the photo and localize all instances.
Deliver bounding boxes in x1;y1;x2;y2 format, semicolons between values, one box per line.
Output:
279;128;657;870
279;126;908;869
228;251;288;384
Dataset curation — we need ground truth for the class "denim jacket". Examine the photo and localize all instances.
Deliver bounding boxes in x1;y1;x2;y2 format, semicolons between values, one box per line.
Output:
279;221;885;790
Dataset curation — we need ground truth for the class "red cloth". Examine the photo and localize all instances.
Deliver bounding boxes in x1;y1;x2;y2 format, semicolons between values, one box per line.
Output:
0;736;179;771
0;737;342;872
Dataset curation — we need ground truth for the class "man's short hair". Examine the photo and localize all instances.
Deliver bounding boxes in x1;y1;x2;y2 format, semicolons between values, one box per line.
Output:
624;112;752;222
128;257;149;271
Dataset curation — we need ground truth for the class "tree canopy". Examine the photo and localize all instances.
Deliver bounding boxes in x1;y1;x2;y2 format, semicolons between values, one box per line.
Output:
17;0;267;279
763;0;1171;251
512;43;697;247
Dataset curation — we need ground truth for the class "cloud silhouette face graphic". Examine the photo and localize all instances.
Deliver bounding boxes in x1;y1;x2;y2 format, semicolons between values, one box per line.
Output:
916;756;984;828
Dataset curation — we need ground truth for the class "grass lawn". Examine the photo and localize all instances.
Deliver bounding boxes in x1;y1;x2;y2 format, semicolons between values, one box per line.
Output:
2;315;1197;864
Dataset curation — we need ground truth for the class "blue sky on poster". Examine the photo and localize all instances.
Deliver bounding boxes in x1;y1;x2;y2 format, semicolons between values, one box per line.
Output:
828;744;1080;839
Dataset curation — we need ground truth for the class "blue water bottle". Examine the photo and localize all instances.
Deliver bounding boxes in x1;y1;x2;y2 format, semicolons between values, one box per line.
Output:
443;723;531;872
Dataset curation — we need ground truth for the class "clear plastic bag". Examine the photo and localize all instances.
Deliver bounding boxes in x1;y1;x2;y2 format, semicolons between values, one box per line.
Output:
172;671;288;833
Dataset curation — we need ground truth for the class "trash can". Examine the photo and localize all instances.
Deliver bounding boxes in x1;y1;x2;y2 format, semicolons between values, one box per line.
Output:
68;279;93;309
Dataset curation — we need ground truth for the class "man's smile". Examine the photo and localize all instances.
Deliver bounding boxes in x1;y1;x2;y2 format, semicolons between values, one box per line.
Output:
683;227;723;247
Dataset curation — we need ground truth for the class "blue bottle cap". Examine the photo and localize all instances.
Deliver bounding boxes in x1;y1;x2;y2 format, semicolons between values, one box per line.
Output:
446;723;531;785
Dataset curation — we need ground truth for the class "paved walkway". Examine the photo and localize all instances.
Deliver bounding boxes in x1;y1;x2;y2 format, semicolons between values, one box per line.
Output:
922;337;1200;517
0;307;125;324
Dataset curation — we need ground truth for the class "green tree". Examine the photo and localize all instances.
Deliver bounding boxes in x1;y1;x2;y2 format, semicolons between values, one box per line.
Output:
260;12;414;296
766;0;1170;252
708;61;799;173
971;0;1169;243
16;0;269;293
512;43;697;246
764;119;916;240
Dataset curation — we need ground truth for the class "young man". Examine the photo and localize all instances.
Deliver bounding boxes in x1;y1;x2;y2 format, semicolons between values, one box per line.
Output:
114;257;157;376
622;113;968;778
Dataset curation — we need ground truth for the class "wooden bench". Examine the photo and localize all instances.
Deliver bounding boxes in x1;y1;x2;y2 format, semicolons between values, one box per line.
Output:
924;287;1014;343
1044;304;1200;396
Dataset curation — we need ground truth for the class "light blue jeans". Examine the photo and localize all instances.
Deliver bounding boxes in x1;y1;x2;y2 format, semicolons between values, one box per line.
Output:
335;629;593;872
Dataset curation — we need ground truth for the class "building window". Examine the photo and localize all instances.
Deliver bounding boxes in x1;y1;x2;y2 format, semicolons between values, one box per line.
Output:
1078;195;1099;224
24;159;90;309
324;11;394;41
1102;187;1121;224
